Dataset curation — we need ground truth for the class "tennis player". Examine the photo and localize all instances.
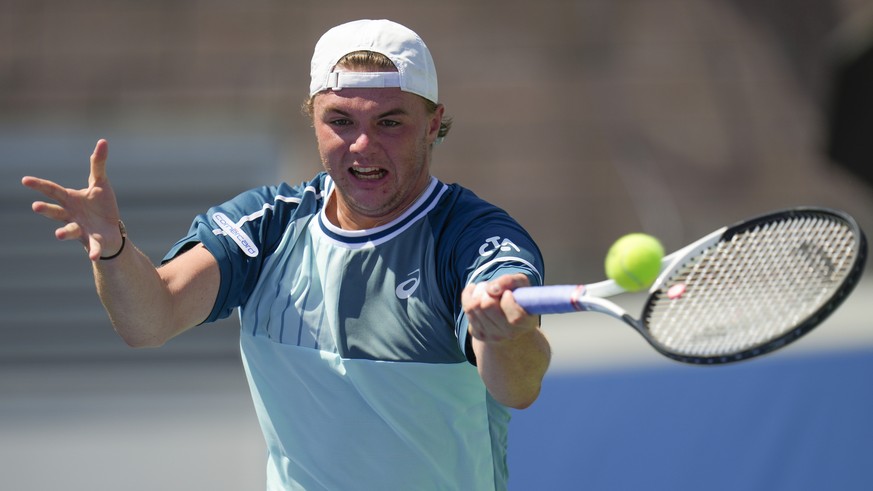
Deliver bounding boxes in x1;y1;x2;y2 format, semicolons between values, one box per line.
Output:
23;19;550;490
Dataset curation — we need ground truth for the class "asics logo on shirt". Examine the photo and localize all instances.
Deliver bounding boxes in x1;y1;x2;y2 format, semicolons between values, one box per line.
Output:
478;236;521;257
395;269;421;299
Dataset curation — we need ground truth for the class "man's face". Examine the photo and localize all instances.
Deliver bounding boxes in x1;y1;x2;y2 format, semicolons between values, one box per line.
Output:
312;86;443;230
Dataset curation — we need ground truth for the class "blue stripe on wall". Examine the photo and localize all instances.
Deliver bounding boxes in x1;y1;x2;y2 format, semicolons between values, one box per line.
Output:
508;348;873;491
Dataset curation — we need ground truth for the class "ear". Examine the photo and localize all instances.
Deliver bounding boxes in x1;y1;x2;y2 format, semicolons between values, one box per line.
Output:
426;104;445;144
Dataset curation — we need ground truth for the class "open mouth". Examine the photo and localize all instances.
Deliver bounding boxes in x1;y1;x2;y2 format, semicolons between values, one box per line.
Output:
350;166;387;181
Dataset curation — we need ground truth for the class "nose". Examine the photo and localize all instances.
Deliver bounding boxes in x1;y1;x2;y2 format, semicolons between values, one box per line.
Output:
349;131;370;153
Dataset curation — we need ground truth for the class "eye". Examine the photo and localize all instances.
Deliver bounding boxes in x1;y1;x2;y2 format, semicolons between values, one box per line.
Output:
379;119;401;128
329;118;353;127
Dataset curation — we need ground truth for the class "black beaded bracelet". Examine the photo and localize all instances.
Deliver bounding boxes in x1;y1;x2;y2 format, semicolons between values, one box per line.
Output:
99;220;127;261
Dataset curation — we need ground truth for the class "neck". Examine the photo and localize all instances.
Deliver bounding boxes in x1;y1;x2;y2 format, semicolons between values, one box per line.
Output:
330;204;396;230
326;178;432;231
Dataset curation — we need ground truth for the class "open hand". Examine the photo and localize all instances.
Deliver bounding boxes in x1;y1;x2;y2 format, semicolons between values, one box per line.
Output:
21;139;123;261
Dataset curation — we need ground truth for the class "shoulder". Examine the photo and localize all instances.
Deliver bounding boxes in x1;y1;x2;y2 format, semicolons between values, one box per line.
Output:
434;183;510;225
221;173;327;216
433;183;532;242
431;181;543;277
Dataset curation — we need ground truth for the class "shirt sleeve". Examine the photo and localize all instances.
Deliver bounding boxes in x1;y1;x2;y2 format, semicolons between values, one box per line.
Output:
436;188;545;362
162;177;322;323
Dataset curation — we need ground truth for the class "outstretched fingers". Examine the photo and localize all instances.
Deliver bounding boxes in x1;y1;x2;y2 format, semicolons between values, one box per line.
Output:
21;139;121;258
24;176;76;229
21;175;69;205
56;221;83;241
89;139;109;186
32;200;70;222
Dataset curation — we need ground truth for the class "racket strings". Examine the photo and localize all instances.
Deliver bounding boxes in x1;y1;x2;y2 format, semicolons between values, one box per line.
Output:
645;215;860;358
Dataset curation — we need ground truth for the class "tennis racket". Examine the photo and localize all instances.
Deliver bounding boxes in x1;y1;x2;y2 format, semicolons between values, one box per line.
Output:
513;207;868;364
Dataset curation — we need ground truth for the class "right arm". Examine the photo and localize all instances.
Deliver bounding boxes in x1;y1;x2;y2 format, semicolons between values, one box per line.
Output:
93;241;218;347
22;139;219;347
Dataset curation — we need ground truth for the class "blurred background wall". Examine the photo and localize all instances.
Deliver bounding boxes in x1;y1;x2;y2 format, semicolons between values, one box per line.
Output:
4;0;872;280
2;0;872;489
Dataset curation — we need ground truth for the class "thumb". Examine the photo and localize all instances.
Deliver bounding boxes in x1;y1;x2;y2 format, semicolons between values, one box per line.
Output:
87;234;103;262
89;139;109;186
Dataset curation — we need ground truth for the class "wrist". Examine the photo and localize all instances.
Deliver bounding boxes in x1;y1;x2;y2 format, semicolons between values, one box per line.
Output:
100;220;127;261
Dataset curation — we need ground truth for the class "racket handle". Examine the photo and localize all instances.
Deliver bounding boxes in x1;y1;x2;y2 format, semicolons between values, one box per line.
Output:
512;285;585;314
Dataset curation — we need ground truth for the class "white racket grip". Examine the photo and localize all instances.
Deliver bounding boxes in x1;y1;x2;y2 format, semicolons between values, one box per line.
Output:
512;285;586;314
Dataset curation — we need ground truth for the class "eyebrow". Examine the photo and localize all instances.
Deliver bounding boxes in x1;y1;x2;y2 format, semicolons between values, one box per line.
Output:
324;106;411;119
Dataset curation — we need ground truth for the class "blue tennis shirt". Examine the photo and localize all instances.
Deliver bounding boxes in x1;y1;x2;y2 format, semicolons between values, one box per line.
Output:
164;173;544;490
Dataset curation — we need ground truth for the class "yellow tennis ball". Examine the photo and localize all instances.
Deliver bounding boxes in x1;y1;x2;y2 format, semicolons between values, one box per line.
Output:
604;233;665;292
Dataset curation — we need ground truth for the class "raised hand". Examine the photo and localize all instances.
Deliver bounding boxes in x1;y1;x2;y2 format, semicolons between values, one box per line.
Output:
21;139;124;261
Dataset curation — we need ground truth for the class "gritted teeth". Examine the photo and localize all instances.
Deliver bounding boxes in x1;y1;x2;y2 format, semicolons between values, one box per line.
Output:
350;166;386;180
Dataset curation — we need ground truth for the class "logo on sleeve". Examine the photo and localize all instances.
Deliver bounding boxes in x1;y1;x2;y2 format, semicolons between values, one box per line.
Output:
212;212;259;257
395;269;421;299
478;236;521;257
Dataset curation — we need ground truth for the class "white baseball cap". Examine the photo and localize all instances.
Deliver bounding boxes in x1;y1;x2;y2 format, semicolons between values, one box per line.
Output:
309;19;438;103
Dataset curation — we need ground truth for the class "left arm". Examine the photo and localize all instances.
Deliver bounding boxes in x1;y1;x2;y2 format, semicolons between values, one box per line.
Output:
463;273;551;409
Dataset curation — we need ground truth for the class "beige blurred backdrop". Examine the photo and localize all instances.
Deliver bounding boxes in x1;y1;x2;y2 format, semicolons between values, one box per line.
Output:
2;1;872;489
4;0;872;281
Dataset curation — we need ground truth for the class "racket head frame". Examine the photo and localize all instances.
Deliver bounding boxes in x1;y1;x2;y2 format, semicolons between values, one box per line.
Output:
636;207;868;364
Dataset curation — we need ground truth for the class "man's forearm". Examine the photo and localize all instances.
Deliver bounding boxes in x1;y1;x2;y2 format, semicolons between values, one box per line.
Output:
474;327;551;409
93;240;218;348
93;239;179;347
